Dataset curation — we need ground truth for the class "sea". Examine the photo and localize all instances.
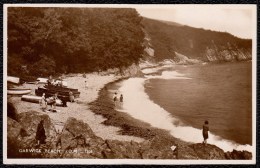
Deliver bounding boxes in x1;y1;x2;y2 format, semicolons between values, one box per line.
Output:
117;61;252;152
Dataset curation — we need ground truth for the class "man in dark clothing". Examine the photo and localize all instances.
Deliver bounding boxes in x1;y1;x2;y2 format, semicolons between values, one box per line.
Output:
36;120;46;145
202;120;209;145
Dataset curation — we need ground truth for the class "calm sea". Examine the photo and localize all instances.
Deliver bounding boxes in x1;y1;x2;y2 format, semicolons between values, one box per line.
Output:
144;62;252;145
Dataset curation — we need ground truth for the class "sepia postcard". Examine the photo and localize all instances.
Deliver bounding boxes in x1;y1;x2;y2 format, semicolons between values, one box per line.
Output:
3;4;257;165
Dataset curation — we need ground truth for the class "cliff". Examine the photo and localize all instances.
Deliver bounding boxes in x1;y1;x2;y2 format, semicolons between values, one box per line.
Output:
142;17;252;63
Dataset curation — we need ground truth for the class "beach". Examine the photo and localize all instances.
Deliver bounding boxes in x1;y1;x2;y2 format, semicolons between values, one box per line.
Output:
8;73;144;142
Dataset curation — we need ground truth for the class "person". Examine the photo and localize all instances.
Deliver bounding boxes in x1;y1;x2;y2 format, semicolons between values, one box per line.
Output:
69;91;74;102
202;120;209;145
113;92;118;107
36;120;46;145
83;73;86;78
49;93;58;112
39;93;47;110
47;75;54;86
119;94;123;107
84;81;87;89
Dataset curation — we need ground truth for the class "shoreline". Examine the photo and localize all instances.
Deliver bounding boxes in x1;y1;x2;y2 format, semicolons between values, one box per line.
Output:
89;77;191;146
89;64;252;153
8;66;252;159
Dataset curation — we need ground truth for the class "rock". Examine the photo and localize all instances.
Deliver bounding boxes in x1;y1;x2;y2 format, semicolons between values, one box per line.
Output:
225;150;252;160
140;136;177;159
7;101;19;121
189;143;226;160
60;117;108;158
205;44;251;62
7;117;23;158
103;140;141;159
17;111;57;143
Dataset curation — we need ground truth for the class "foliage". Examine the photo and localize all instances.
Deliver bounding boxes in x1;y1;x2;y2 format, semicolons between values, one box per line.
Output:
8;7;144;77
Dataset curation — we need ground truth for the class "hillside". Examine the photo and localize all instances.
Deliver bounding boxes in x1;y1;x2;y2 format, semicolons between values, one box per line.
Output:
7;8;144;78
142;17;252;62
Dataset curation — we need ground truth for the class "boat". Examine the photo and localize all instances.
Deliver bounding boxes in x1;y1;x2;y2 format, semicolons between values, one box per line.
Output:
37;78;48;84
21;95;63;106
44;85;78;92
37;87;80;98
35;89;74;102
7;76;20;84
21;95;42;103
36;78;68;87
8;88;31;95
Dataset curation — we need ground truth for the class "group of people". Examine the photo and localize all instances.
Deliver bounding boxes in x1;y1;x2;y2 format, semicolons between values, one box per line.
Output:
47;75;64;87
39;92;59;112
113;92;123;108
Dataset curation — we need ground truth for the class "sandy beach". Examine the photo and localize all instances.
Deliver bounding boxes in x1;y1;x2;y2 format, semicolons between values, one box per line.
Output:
8;73;144;142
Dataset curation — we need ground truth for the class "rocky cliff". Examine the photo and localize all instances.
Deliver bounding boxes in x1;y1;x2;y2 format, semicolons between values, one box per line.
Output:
142;17;252;63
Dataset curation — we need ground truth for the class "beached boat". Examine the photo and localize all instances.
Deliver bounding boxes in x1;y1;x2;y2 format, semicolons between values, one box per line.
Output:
37;77;68;86
21;95;42;103
37;87;80;98
37;78;48;84
7;76;20;84
44;85;78;92
21;95;63;106
7;88;31;95
35;89;74;101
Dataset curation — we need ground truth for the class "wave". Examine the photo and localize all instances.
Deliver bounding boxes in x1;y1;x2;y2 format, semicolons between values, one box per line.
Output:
145;71;191;80
118;75;252;152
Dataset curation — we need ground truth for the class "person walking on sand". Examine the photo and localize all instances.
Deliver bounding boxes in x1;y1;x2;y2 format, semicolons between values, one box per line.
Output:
119;94;123;107
113;92;118;107
202;120;209;145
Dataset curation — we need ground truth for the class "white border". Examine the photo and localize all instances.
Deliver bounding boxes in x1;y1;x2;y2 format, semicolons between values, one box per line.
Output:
3;4;257;165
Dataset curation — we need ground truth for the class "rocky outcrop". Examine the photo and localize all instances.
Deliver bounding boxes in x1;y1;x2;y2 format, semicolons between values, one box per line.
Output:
7;111;57;158
7;111;252;160
174;52;202;65
205;42;251;62
225;150;252;160
189;143;226;160
120;63;144;77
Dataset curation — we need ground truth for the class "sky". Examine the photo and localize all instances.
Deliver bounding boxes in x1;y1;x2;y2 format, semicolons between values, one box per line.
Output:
135;5;256;39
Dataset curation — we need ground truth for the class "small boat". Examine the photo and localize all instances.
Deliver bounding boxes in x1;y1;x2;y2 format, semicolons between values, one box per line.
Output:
35;89;72;101
8;88;31;95
37;78;48;84
44;85;78;92
37;78;68;87
7;76;20;84
21;95;63;106
37;87;80;98
21;95;42;103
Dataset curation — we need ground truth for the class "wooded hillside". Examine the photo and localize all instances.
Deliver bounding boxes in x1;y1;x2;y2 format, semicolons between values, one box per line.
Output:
142;18;252;61
8;8;144;77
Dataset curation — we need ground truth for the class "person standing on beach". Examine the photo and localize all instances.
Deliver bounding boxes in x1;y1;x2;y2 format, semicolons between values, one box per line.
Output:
36;120;46;146
119;94;123;107
49;93;58;112
113;92;118;107
202;120;209;145
40;93;47;110
85;81;87;90
69;91;75;102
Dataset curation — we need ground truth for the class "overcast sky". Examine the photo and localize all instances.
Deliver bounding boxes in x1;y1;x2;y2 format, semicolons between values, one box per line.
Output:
135;5;256;39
